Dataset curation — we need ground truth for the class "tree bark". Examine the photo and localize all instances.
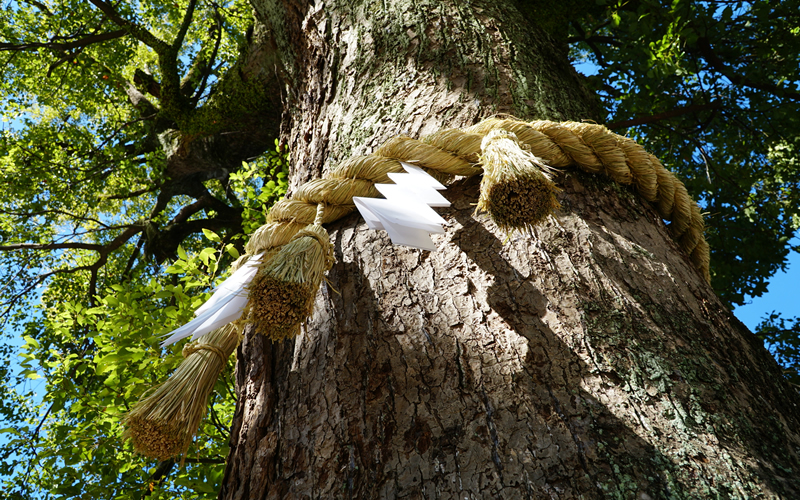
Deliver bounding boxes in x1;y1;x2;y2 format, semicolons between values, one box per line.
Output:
219;1;800;498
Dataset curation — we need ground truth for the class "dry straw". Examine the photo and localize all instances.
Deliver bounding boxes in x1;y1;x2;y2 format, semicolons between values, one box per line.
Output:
123;323;239;461
243;204;335;341
477;129;561;231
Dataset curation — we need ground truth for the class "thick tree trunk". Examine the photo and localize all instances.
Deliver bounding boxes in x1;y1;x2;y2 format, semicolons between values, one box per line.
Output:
219;1;800;498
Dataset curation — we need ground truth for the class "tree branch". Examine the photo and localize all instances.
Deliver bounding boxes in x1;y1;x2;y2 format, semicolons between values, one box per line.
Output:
173;0;199;52
0;209;110;228
0;29;128;52
20;402;55;492
695;37;800;101
86;1;192;118
570;21;610;68
20;0;52;16
566;34;621;48
182;457;226;464
86;0;168;52
99;186;159;201
133;70;162;99
606;101;721;129
103;224;146;254
0;265;98;324
121;235;147;282
208;396;231;439
0;242;104;252
181;11;223;104
141;460;175;499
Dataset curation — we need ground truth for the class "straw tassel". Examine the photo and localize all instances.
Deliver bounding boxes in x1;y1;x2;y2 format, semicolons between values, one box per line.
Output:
243;203;335;341
123;324;239;462
476;129;561;232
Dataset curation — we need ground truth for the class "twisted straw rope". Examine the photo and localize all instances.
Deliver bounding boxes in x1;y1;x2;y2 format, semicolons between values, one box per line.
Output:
245;117;709;282
125;118;710;460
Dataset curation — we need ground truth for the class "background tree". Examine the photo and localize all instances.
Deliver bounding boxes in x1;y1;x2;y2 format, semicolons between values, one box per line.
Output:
0;0;288;496
0;0;798;498
565;0;800;377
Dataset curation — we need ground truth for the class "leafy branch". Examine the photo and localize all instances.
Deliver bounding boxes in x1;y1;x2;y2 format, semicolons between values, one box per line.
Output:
695;36;800;101
0;29;128;52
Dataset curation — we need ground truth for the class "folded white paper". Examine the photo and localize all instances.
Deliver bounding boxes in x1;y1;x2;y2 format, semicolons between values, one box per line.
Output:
375;183;450;207
396;162;447;190
161;254;263;347
354;162;450;250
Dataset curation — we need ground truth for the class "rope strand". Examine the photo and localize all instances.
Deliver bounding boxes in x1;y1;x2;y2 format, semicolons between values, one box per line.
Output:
246;118;710;282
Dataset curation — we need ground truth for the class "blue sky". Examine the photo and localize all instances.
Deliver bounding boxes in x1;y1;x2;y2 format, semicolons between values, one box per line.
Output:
733;239;799;331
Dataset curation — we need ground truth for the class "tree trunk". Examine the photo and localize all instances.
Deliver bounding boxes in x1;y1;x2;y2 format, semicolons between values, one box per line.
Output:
219;1;800;498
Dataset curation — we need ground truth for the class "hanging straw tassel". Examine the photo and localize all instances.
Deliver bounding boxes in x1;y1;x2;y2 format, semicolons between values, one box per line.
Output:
476;128;561;232
123;323;239;462
244;203;335;341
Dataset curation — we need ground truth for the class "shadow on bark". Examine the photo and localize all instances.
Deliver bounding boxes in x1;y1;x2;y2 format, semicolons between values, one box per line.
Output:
221;175;800;499
446;174;800;498
447;177;682;497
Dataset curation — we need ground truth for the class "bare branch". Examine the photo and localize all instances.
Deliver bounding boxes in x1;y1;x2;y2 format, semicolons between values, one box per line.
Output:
173;0;199;52
0;209;110;228
0;242;103;252
133;69;162;99
567;35;621;48
208;396;231;439
99;186;159;201
182;457;226;464
103;224;146;254
125;82;157;113
181;11;223;103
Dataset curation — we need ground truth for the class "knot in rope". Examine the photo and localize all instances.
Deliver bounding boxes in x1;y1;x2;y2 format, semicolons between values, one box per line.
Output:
182;342;228;363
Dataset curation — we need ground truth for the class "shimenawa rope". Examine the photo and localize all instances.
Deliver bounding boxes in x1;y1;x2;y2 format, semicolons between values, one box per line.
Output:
123;116;710;460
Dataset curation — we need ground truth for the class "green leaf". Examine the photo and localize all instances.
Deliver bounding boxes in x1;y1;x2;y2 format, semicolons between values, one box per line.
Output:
202;228;221;243
20;369;40;379
23;335;40;349
199;247;217;266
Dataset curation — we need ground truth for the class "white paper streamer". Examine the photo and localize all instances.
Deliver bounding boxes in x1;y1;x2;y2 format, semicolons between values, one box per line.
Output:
354;162;450;250
160;254;263;347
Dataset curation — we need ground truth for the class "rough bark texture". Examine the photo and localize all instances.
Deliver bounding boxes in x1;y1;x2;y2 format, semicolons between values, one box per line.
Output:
219;1;800;498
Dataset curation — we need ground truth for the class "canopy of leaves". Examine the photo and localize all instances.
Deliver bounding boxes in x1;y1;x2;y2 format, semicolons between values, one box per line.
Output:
565;0;800;307
561;0;800;383
0;0;286;497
